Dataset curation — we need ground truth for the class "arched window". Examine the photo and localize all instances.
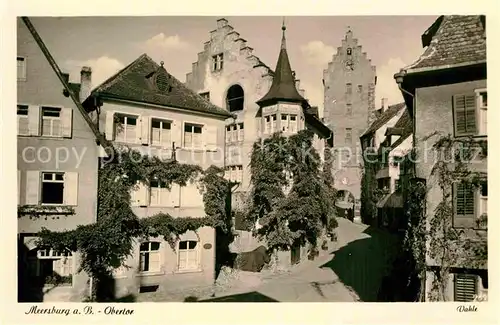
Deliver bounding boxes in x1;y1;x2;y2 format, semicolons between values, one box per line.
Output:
226;85;244;112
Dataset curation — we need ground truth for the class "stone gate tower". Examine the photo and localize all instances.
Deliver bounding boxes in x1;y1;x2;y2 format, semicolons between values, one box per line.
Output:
323;28;377;217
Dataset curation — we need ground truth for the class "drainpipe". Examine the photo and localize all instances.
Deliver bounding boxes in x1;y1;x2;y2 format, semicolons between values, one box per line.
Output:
395;69;426;301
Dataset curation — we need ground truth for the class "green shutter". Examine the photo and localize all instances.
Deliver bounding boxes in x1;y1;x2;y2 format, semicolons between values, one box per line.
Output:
453;95;477;136
454;273;478;302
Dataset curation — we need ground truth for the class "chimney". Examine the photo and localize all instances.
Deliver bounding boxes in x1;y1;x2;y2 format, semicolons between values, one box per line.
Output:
79;66;92;103
381;97;388;112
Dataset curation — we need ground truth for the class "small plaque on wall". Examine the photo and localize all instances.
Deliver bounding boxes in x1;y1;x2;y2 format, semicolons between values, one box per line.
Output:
203;243;212;250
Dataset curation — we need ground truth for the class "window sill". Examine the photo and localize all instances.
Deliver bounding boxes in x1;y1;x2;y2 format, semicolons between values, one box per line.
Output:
175;268;203;274
137;271;164;277
179;147;207;153
454;134;487;139
18;204;76;216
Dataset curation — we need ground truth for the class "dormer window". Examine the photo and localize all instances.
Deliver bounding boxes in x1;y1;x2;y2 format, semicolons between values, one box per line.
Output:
347;48;352;56
155;72;172;93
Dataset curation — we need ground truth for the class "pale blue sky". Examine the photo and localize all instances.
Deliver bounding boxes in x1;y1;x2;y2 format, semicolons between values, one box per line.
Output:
28;16;437;112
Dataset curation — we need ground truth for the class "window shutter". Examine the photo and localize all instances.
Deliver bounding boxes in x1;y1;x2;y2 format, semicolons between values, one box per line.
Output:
170;183;180;207
61;107;73;138
64;172;79;206
204;125;218;151
137;182;149;207
141;117;150;145
28;105;40;136
453;182;476;227
453;95;477;136
18;170;21;205
25;171;40;205
454;274;477;302
105;111;115;140
171;121;181;149
181;181;203;207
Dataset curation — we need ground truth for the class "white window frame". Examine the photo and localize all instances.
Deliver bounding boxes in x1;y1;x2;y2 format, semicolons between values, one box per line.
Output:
212;53;224;72
237;123;244;141
17;56;26;81
149;178;170;207
29;248;74;286
41;172;65;206
478;181;487;217
177;240;200;271
150;117;172;147
114;113;139;144
271;114;277;134
281;114;289;132
183;122;203;149
475;88;487;136
41;106;62;137
17;104;29;136
139;241;161;274
265;116;271;134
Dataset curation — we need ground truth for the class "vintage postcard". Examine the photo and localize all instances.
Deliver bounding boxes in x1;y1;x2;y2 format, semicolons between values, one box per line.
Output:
1;1;498;324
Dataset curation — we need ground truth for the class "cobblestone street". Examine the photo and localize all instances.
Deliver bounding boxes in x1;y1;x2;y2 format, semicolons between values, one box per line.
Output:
136;218;399;302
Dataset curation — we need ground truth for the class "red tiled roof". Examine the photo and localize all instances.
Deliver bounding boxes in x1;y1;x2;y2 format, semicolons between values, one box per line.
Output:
406;15;486;71
92;54;231;117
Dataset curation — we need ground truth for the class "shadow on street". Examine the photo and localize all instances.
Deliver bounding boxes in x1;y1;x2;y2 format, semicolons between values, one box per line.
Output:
320;226;400;302
188;291;279;302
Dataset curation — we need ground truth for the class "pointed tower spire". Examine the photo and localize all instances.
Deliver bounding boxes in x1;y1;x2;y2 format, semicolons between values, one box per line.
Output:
256;18;306;108
281;17;287;50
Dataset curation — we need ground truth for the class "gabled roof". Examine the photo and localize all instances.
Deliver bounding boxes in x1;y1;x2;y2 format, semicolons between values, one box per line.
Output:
361;102;405;137
21;17;105;145
390;109;412;150
92;54;232;118
256;23;306;107
405;15;486;71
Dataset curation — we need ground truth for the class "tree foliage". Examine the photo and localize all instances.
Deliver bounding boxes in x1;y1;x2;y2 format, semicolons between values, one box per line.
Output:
403;134;488;301
247;130;337;252
32;145;230;300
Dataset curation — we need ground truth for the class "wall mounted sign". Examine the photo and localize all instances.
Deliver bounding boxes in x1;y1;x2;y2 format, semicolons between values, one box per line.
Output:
203;243;212;250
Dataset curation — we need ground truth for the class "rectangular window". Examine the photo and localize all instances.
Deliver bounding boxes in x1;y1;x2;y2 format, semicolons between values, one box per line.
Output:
271;114;277;133
479;181;487;217
199;92;210;101
28;249;73;286
477;90;487;136
212;54;224;72
346;83;352;95
395;179;401;192
184;123;203;148
178;240;199;271
289;115;298;133
149;179;170;206
454;273;478;302
151;119;171;146
453;94;477;136
17;105;29;135
265;116;271;134
345;128;352;145
346;104;352;116
115;114;138;143
17;57;26;81
238;123;244;141
358;85;363;93
41;107;62;137
41;172;65;205
139;242;160;273
281;114;288;132
225;126;231;144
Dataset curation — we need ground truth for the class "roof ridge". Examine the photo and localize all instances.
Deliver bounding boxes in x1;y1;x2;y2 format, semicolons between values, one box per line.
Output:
93;53;150;94
21;17;106;146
